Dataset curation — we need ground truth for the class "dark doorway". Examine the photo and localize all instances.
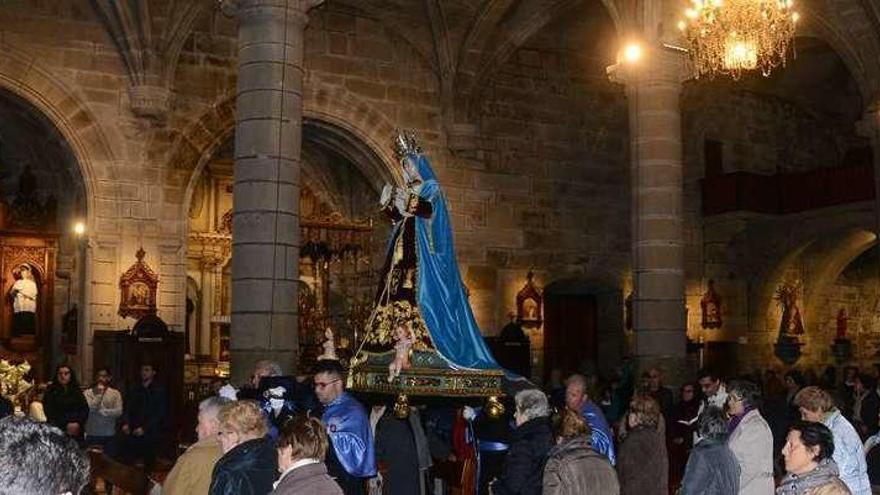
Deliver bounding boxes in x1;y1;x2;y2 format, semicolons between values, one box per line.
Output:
543;294;598;381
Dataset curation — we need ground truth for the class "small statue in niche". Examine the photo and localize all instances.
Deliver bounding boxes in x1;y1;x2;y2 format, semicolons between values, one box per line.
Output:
836;308;848;339
776;283;805;338
10;264;37;337
318;327;338;361
516;270;543;327
387;323;414;383
700;279;723;329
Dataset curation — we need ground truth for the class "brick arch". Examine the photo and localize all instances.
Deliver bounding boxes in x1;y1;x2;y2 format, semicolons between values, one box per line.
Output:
0;43;117;227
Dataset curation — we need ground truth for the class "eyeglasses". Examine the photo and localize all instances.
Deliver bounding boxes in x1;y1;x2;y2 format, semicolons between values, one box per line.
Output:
315;379;340;389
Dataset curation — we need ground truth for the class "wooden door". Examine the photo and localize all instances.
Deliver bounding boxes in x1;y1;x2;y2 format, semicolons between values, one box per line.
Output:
543;294;598;382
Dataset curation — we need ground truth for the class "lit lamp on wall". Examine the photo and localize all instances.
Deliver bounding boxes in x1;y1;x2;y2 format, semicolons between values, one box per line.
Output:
677;0;799;79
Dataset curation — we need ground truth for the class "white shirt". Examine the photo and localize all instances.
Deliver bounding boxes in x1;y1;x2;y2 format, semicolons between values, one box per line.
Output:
11;278;37;313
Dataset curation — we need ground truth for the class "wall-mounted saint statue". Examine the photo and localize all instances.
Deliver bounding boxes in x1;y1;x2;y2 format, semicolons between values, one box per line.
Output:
9;263;37;336
776;282;805;338
700;279;722;329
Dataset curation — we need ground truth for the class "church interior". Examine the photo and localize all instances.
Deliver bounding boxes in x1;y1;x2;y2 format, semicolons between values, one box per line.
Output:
0;0;879;446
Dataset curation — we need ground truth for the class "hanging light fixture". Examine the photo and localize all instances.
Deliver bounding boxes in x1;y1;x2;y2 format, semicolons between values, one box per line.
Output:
677;0;800;79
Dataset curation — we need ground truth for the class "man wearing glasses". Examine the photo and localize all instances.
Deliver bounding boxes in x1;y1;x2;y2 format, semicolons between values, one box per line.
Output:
314;360;376;495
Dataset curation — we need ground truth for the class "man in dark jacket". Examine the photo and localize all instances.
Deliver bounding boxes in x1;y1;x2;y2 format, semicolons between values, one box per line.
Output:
106;363;167;468
853;373;880;439
491;389;554;495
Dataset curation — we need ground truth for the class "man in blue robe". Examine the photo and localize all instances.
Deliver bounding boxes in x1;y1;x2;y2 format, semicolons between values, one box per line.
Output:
315;360;376;495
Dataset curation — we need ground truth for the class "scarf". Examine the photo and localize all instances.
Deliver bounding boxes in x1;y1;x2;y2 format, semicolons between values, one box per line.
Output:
727;406;755;434
776;458;841;495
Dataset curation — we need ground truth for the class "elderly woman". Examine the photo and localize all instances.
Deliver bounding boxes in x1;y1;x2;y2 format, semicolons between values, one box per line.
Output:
726;380;774;495
617;394;668;495
491;389;554;495
209;400;278;495
778;421;850;495
272;415;342;495
795;386;870;495
543;408;619;495
680;406;740;495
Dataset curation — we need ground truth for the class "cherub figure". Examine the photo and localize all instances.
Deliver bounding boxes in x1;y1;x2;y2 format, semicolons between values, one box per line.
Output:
318;327;338;361
387;323;414;383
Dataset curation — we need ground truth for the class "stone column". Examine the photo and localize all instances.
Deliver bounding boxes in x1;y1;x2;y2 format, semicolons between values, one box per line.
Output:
197;260;216;357
224;0;323;383
617;48;689;376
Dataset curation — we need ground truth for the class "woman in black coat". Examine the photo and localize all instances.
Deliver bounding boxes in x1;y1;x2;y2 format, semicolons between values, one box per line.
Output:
43;364;88;439
680;406;740;495
210;400;278;495
491;389;554;495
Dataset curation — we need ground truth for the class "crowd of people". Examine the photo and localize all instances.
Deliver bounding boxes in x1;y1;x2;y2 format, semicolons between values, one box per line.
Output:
8;359;880;495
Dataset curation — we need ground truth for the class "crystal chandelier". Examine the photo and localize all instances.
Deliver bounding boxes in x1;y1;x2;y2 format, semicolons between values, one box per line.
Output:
677;0;800;79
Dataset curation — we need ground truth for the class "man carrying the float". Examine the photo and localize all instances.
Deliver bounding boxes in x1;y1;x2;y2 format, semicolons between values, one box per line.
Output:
314;359;376;495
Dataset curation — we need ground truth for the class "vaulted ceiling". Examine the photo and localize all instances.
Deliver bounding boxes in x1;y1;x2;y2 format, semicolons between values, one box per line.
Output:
84;0;880;118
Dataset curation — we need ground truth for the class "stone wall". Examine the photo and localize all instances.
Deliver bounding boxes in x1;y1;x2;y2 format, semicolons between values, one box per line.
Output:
682;84;866;176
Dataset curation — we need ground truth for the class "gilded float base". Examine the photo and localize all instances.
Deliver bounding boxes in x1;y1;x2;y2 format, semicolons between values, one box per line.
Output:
348;350;504;397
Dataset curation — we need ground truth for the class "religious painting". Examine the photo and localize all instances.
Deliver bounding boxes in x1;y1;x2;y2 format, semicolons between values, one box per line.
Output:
700;279;722;329
516;271;543;328
118;247;159;320
776;282;805;338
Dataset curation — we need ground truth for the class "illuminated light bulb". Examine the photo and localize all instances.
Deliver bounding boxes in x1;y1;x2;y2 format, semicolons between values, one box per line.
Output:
677;20;687;31
622;43;643;63
73;222;85;236
685;8;698;18
792;12;800;22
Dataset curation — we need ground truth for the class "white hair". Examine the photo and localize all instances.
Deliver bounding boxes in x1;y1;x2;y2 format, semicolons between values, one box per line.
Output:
199;396;232;419
515;389;550;422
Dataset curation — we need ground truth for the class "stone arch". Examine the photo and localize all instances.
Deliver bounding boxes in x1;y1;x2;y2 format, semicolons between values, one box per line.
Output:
173;79;404;241
458;0;623;120
731;204;879;337
796;8;879;108
0;43;117;228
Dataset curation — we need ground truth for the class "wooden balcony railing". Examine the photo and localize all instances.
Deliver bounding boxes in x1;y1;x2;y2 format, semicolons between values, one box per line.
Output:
702;164;876;215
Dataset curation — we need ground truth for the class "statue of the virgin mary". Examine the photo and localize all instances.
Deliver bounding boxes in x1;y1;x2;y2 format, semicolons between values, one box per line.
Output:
351;132;506;397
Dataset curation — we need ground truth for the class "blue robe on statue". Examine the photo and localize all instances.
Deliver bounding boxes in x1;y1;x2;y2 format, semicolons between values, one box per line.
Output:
409;153;501;370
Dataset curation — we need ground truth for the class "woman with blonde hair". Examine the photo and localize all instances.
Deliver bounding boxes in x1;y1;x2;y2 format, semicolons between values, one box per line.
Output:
209;400;278;495
272;415;342;495
543;408;619;495
617;394;668;495
795;385;870;494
